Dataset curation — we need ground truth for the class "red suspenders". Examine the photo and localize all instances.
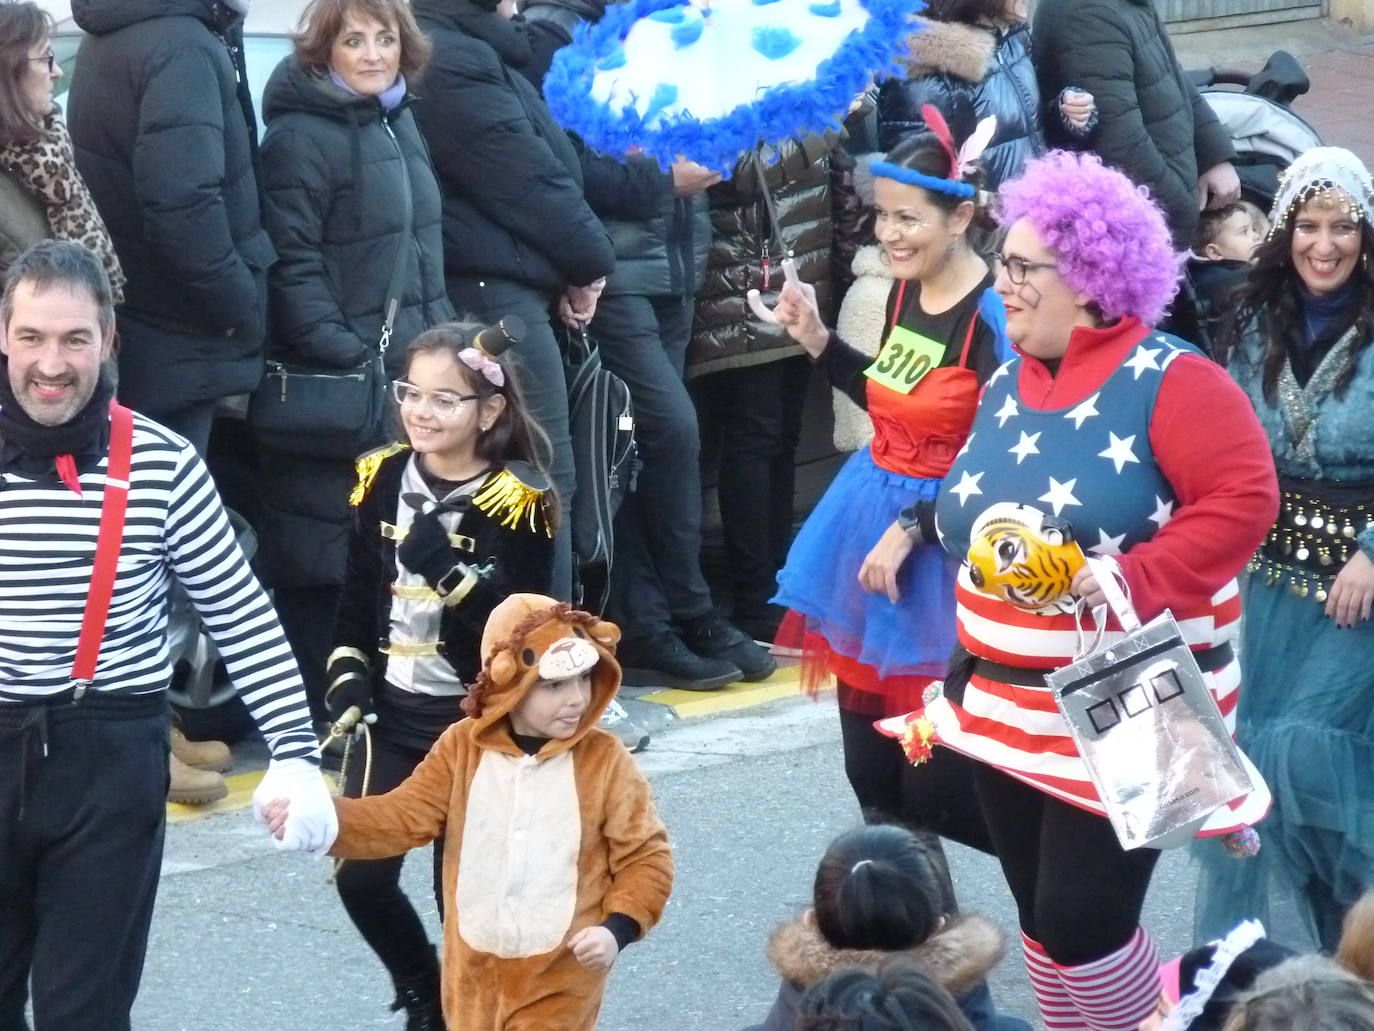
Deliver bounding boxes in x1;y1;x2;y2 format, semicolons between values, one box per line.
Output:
70;402;134;699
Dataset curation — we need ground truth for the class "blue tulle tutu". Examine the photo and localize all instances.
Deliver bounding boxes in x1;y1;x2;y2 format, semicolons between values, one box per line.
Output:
773;448;958;680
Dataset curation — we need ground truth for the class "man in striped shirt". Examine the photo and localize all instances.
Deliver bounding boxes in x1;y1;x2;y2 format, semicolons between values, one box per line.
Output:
0;241;335;1031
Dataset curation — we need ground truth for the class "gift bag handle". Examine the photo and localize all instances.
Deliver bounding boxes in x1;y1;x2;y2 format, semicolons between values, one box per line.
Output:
1071;557;1142;658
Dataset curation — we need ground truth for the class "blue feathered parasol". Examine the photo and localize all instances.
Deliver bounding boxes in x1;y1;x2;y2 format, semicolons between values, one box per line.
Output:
543;0;924;176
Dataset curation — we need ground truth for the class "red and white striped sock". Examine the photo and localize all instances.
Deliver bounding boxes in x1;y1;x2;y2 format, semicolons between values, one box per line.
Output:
1022;931;1085;1030
1054;926;1162;1031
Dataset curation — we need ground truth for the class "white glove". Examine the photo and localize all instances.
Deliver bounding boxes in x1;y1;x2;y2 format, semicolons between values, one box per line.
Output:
252;757;339;855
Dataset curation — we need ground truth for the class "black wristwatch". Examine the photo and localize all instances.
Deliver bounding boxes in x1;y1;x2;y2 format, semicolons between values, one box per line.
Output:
896;500;938;544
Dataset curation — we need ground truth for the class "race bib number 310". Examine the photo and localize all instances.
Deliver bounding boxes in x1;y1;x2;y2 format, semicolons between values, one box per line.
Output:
863;326;946;394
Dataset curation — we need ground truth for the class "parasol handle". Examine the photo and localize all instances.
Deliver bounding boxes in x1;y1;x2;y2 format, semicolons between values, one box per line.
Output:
746;258;800;324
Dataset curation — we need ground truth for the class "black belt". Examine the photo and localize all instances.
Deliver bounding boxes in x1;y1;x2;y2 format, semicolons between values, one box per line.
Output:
971;642;1235;688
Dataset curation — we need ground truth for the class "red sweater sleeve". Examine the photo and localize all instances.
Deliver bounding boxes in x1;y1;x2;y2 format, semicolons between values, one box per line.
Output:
1115;354;1278;621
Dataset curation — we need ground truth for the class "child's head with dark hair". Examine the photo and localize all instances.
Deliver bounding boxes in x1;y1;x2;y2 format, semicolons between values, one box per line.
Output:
399;321;552;471
812;825;945;952
1195;201;1264;263
797;957;976;1031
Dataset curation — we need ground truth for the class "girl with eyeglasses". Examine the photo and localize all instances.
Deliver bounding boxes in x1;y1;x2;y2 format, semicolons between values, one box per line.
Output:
0;2;123;295
326;321;555;1028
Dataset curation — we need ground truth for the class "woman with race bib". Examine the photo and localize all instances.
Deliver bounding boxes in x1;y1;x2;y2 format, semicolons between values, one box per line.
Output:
770;114;1011;858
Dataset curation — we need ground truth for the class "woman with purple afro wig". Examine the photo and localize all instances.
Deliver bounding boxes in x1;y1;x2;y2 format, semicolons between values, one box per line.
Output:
919;149;1280;1031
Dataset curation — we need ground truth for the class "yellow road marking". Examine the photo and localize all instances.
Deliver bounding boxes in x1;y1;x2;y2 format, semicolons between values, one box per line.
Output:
638;664;833;719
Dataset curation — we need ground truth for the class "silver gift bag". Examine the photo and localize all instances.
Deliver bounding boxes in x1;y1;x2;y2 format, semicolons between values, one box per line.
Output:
1045;560;1253;851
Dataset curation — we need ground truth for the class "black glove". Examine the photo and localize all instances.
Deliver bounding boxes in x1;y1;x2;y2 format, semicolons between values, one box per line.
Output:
397;510;460;591
324;650;374;724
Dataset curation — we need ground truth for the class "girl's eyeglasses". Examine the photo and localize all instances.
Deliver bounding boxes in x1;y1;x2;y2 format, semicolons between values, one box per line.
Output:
991;253;1059;284
391;380;480;418
30;47;55;74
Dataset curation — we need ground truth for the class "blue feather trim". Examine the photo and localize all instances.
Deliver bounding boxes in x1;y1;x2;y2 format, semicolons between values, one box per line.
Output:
543;0;926;175
870;159;976;198
752;25;802;59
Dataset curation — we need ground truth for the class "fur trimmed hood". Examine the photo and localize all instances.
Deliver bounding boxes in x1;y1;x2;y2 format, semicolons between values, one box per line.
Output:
767;912;1007;997
896;18;995;85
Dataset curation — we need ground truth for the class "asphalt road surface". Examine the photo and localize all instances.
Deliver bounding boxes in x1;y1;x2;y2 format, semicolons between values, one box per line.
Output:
131;696;1302;1030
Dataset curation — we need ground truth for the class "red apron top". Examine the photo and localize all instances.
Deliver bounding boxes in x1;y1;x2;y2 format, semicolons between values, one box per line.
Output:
866;280;981;480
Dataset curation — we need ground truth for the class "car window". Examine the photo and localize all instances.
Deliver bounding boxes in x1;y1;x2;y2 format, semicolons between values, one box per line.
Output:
52;32;293;132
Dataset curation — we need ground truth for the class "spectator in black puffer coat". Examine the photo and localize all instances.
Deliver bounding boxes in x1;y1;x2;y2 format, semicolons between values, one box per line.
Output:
876;0;1044;191
255;0;454;722
67;0;273;456
1032;0;1241;250
687;135;839;643
413;0;616;600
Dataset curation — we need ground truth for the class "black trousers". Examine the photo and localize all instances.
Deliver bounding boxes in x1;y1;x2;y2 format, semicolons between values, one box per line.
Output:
335;731;445;989
0;693;170;1031
973;762;1161;965
694;357;810;614
591;293;714;635
837;704;993;855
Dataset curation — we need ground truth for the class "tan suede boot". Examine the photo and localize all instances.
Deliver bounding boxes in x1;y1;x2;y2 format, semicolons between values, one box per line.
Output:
168;752;228;805
170;725;231;773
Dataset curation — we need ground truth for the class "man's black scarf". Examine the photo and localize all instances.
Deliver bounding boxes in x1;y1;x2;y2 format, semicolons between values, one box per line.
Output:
0;366;116;488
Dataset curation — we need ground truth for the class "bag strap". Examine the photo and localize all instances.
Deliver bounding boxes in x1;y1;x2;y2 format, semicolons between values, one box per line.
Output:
377;116;415;360
71;401;134;698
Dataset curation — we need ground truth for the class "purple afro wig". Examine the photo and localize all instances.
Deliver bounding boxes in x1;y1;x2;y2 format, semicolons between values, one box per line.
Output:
998;151;1181;326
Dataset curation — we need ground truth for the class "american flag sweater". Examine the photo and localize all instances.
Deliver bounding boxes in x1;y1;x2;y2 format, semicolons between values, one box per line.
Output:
0;413;317;761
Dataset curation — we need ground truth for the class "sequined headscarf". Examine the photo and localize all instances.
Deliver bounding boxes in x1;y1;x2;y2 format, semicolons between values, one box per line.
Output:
1268;147;1374;239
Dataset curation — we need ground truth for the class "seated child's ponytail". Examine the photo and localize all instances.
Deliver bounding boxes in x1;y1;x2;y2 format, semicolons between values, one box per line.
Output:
813;825;945;952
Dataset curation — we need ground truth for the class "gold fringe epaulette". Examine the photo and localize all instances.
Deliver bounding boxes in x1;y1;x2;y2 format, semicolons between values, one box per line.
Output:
472;468;551;536
349;442;408;507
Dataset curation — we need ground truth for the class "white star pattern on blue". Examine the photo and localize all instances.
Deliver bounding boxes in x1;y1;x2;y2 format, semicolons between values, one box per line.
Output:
987;362;1013;385
994;395;1019;428
1149;495;1175;529
1090;527;1127;556
956;431;977;459
1124;346;1162;379
1064;393;1100;430
949;470;985;507
1008;431;1042;465
1098;432;1140;474
1039;476;1081;516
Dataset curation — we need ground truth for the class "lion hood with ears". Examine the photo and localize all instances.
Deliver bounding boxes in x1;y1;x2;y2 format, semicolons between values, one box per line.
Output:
462;593;623;756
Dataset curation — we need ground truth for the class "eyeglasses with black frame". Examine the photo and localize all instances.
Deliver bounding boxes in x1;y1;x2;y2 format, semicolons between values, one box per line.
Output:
391;380;481;418
29;47;54;74
991;253;1059;285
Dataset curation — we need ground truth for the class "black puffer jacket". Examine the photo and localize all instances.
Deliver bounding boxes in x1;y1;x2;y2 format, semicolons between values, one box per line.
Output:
68;0;274;412
253;58;456;591
1032;0;1234;248
877;19;1042;190
687;137;837;379
413;0;614;292
520;0;711;299
260;57;453;378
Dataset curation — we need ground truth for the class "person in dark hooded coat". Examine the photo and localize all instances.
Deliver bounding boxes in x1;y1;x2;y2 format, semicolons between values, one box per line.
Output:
255;0;454;728
412;0;617;599
66;0;274;454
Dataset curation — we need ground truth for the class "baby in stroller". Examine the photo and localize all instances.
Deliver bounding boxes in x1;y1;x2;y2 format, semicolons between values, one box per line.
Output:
1187;201;1268;355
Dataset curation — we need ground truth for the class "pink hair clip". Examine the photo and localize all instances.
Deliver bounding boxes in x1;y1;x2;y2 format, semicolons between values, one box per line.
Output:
458;347;504;388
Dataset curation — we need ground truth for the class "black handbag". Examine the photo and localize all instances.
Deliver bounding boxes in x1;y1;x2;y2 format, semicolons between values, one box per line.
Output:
248;135;414;460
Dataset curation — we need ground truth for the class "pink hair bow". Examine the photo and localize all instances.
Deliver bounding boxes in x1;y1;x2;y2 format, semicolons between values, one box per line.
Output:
458;347;505;388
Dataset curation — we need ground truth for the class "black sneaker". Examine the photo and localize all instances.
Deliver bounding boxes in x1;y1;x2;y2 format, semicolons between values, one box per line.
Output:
677;609;778;682
618;631;742;691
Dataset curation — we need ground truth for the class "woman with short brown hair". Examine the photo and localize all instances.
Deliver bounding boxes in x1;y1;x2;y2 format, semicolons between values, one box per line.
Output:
256;4;453;1020
0;2;122;294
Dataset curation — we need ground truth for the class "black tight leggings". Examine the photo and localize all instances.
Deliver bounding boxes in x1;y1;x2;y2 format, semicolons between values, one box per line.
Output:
973;763;1160;966
335;732;444;987
838;703;993;854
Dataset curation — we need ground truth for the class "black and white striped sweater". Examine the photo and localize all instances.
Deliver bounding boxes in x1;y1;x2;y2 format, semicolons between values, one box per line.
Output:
0;414;317;761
